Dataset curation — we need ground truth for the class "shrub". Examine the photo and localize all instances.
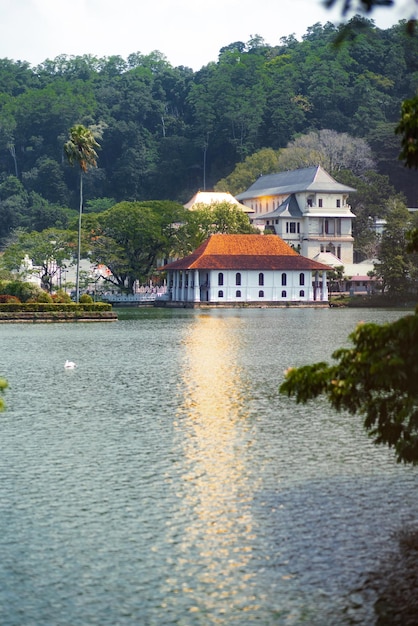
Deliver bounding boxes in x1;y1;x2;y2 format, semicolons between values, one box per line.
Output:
0;295;21;303
0;279;42;303
79;293;94;304
36;291;53;303
52;289;72;303
0;302;113;312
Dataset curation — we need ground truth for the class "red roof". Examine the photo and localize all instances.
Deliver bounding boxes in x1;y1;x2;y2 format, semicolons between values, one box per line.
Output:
161;234;332;271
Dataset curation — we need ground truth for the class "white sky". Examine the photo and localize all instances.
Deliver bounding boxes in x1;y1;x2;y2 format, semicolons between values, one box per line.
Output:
0;0;409;70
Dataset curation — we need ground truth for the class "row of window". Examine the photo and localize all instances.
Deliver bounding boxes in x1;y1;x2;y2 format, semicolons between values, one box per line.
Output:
307;199;341;208
218;290;306;298
251;198;343;212
265;218;344;235
218;273;305;287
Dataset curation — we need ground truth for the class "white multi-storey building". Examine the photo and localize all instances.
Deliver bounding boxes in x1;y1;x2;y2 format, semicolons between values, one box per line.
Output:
236;165;356;264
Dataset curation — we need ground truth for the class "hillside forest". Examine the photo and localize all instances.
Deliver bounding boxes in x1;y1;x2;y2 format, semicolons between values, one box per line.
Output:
1;16;418;294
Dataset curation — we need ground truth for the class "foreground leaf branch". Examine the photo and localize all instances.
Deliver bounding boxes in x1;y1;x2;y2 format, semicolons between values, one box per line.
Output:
0;377;7;411
280;308;418;463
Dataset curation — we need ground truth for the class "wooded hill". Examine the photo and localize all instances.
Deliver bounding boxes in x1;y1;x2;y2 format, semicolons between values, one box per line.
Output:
1;16;418;243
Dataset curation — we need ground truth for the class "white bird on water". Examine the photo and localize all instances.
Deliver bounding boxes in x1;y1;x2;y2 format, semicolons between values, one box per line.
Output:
64;359;76;369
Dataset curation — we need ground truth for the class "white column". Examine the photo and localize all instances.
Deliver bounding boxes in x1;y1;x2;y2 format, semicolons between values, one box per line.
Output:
184;271;188;302
194;269;200;302
167;271;172;300
181;271;186;303
173;271;179;301
322;271;328;301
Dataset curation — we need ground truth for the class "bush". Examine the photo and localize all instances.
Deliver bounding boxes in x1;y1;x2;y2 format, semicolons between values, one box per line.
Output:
36;291;53;303
0;279;42;302
0;295;21;303
52;289;72;303
0;302;113;312
79;293;93;304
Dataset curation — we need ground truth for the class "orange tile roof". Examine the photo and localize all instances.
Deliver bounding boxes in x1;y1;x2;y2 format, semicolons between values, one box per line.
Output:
202;234;298;256
162;234;332;272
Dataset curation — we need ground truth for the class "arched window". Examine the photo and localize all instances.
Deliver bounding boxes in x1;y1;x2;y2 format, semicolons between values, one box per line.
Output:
281;290;287;298
218;290;224;298
236;290;241;298
258;272;264;286
218;272;224;286
299;273;305;286
299;290;305;297
258;290;264;298
235;272;241;286
281;273;287;286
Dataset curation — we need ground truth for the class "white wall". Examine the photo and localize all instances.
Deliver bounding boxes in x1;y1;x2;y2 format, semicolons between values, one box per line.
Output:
168;269;328;302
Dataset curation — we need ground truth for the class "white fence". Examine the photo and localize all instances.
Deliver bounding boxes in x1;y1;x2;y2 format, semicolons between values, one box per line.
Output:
102;287;167;304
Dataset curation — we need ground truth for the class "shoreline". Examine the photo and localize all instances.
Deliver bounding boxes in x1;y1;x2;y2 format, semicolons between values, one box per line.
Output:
0;311;118;323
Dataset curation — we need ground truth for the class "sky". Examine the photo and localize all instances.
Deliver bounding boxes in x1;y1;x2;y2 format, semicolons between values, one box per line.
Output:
0;0;409;71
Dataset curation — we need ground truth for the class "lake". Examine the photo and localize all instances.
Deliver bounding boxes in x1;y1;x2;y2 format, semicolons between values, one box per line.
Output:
0;306;417;625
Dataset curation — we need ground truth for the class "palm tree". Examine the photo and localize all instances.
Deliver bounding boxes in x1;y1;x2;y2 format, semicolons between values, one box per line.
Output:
64;124;100;302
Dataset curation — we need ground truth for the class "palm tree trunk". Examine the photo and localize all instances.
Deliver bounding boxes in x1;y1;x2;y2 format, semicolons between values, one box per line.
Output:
76;173;83;303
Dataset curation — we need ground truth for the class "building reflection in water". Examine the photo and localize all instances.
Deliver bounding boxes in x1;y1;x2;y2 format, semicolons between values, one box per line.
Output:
168;313;262;620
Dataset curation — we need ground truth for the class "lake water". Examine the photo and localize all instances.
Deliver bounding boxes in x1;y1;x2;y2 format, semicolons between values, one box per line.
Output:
0;306;417;625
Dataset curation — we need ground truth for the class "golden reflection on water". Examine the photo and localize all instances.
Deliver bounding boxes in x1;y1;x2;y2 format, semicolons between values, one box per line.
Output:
171;314;261;619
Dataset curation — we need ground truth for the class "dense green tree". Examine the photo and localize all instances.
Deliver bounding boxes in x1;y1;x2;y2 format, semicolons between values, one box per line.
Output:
215;148;280;195
0;175;25;199
84;200;255;288
24;192;75;232
327;265;346;295
260;45;310;148
278;129;375;174
367;121;418;206
9;80;97;174
0;278;42;302
0;192;28;245
181;202;259;251
23;157;69;205
279;10;418;462
373;199;418;294
187;40;268;187
215;130;376;197
335;168;403;260
84;197;116;213
280;307;418;464
86;200;187;292
396;95;418;168
0;228;76;292
0;14;417;212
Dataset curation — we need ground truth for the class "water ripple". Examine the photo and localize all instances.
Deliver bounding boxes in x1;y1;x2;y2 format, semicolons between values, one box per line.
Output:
0;308;416;625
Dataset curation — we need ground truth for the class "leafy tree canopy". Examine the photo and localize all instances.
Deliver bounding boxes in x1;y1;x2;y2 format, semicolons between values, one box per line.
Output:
86;200;187;292
64;124;99;173
280;308;418;464
280;216;418;464
280;129;375;175
215;130;376;195
372;198;418;294
0;13;418;213
215;148;280;195
182;202;259;251
0;377;7;411
0;228;76;292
